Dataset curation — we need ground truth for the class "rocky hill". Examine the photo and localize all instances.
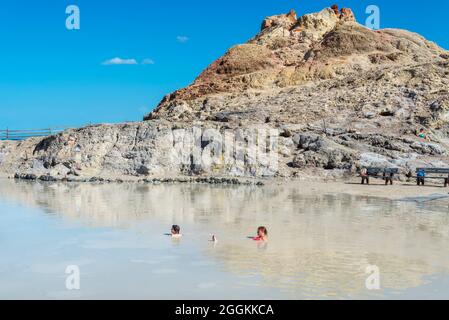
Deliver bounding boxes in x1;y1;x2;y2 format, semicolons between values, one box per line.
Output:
1;5;449;183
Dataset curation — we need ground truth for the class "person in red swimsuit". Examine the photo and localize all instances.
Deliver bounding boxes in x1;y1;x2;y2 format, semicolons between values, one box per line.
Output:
253;226;268;242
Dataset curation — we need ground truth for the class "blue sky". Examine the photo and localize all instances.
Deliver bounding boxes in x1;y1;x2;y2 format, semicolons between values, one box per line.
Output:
0;0;448;129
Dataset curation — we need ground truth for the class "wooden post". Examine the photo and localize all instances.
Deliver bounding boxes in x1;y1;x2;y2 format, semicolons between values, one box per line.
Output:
6;128;9;140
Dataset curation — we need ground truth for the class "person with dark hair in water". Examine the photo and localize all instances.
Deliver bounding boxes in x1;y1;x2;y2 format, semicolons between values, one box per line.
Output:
170;225;182;238
253;226;268;242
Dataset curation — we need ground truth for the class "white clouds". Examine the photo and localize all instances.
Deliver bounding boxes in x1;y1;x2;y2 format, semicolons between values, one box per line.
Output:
102;57;155;66
102;57;138;66
176;36;189;43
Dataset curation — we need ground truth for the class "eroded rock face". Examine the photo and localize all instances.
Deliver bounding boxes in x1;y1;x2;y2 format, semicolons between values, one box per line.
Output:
292;8;341;39
261;9;297;31
340;8;355;21
2;6;449;182
330;4;355;21
146;5;446;123
201;44;278;78
331;4;340;16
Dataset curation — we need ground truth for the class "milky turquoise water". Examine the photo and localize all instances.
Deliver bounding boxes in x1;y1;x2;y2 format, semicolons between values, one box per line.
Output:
1;179;449;299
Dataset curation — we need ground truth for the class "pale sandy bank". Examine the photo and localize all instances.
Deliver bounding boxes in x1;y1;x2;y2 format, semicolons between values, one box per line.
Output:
274;179;449;201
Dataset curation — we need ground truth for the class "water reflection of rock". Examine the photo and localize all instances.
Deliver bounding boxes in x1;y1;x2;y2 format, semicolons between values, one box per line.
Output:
202;192;449;298
0;180;283;226
1;179;449;298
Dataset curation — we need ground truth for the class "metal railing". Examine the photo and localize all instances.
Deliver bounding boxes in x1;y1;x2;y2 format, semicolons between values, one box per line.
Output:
0;128;65;141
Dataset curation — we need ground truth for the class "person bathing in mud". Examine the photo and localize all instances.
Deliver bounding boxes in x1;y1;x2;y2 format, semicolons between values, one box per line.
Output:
252;226;268;242
170;225;182;238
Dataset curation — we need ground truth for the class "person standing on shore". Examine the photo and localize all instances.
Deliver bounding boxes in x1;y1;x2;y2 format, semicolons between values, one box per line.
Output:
361;167;369;185
417;169;426;186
